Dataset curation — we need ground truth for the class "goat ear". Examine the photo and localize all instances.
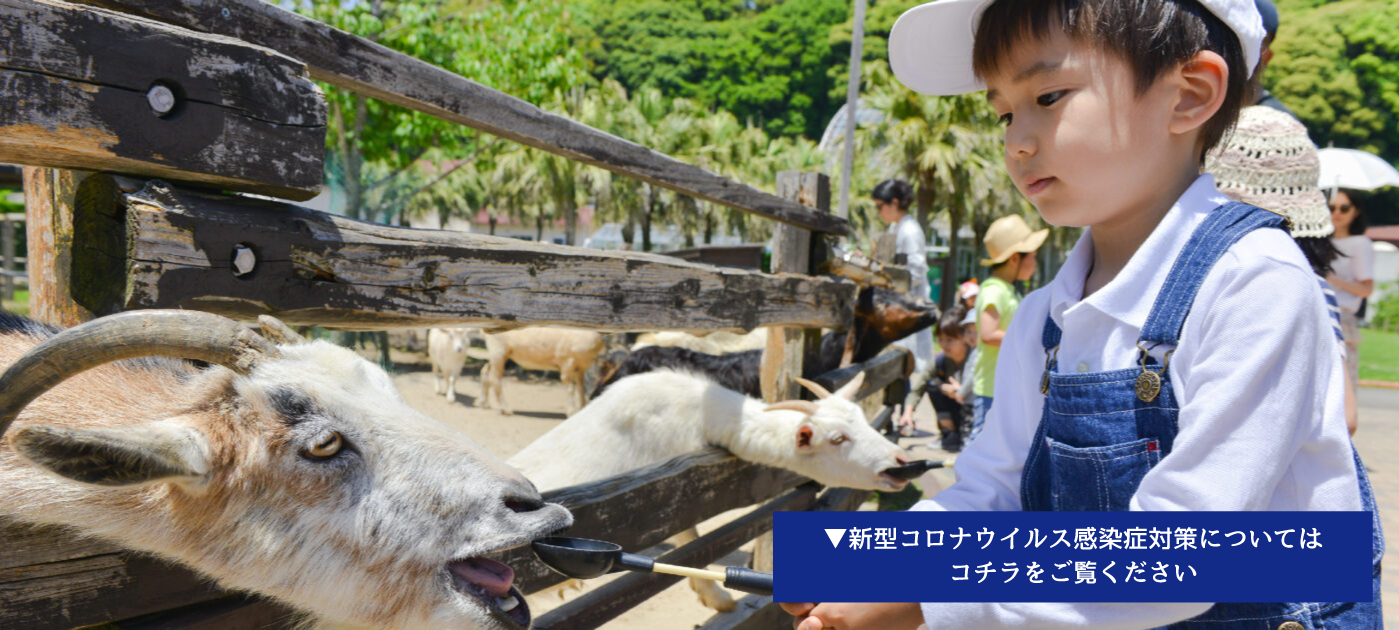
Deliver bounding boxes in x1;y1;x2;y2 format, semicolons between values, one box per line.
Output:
833;372;866;400
11;421;210;488
794;423;816;452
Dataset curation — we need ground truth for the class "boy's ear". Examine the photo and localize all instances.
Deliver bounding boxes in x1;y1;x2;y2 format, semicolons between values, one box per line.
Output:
10;420;211;488
1168;50;1229;137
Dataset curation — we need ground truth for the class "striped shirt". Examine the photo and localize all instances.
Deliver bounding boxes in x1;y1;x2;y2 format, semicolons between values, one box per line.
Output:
1320;279;1345;345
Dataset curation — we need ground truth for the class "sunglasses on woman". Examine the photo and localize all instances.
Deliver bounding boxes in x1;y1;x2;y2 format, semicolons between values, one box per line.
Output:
1330;203;1355;213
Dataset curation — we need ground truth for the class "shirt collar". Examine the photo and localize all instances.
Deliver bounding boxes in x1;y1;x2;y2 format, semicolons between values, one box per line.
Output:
1048;174;1232;331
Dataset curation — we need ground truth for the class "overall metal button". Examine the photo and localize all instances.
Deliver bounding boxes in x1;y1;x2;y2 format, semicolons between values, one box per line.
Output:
1277;622;1305;630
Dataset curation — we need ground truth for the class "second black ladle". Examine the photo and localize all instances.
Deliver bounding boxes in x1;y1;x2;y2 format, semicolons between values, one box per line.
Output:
532;536;774;595
882;458;956;481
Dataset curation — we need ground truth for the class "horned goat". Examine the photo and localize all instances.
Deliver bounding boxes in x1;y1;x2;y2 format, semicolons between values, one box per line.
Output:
0;311;570;630
429;326;473;402
508;369;907;611
476;327;605;416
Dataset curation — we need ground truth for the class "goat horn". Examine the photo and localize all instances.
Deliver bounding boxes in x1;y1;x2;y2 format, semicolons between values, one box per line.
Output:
258;315;308;345
765;400;821;416
794;377;833;400
0;310;278;437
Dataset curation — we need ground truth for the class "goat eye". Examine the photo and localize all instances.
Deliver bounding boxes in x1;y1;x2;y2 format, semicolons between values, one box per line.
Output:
831;434;848;445
303;431;343;460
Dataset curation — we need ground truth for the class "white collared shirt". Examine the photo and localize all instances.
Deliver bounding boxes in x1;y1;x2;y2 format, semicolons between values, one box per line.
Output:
890;213;931;298
889;214;934;370
912;175;1359;629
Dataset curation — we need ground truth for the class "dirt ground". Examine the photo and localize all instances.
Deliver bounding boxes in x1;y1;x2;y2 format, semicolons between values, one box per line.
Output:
378;346;951;630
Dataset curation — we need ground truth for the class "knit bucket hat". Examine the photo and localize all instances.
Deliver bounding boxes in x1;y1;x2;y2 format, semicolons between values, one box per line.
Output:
1204;105;1334;238
981;215;1049;266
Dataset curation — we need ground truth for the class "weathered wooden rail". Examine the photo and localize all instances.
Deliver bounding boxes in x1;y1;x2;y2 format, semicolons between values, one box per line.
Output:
0;0;925;628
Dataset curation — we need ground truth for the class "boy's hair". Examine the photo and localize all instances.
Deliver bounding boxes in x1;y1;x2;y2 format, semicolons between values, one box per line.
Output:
972;0;1247;160
936;304;969;339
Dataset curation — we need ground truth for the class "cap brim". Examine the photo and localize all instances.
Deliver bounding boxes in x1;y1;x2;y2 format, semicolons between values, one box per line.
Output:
889;0;993;96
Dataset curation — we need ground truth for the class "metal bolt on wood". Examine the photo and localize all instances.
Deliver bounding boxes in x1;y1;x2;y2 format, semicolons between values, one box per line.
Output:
146;84;176;117
232;245;256;277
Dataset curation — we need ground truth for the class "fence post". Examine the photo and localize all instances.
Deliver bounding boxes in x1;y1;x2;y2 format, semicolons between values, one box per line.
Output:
22;167;99;328
755;172;831;576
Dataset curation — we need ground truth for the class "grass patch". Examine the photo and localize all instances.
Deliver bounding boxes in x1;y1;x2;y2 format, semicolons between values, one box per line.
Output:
1359;328;1399;383
1;288;27;318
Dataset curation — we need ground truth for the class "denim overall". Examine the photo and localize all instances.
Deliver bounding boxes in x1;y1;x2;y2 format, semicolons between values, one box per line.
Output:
1020;202;1383;629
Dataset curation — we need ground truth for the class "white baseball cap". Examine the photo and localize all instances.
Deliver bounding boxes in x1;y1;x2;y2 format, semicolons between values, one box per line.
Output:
889;0;1266;96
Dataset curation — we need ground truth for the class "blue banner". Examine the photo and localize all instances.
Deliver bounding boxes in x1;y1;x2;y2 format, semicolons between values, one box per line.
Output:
773;511;1371;603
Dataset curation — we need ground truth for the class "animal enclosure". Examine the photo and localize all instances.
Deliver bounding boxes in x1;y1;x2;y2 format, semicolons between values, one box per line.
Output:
0;1;920;628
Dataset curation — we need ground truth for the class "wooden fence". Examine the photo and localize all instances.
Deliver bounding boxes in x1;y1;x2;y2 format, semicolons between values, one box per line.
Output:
0;1;920;628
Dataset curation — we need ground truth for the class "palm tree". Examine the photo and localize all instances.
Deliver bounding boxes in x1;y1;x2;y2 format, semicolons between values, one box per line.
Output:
860;60;1028;306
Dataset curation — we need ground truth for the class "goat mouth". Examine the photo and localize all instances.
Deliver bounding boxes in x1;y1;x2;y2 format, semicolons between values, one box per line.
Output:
448;558;530;628
878;472;911;490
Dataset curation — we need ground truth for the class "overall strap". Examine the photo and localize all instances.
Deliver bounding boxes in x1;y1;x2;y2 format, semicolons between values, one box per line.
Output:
1042;314;1062;351
1137;202;1288;347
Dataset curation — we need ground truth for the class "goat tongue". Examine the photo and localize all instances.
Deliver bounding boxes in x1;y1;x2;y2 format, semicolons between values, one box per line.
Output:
450;558;515;598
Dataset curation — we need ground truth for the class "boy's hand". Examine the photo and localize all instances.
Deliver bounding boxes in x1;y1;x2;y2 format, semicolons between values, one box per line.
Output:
782;602;924;630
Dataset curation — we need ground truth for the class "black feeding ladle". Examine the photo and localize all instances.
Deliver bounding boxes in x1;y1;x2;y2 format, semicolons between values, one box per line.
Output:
532;536;774;596
882;458;956;481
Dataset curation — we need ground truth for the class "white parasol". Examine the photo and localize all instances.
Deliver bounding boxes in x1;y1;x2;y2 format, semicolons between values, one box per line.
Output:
1317;147;1399;191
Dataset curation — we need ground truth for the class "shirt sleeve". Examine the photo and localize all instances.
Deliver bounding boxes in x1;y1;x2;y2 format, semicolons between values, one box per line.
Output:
1131;248;1359;512
896;219;930;285
912;290;1215;628
959;349;977;400
911;289;1048;514
1355;237;1375;282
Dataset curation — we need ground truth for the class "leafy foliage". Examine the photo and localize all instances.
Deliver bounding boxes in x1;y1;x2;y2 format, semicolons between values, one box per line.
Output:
1268;1;1399;160
575;0;849;139
293;0;589;220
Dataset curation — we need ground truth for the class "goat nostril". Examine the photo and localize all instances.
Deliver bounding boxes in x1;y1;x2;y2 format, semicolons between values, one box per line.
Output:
505;497;544;513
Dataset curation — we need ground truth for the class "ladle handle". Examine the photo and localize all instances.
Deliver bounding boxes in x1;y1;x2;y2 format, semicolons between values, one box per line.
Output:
724;567;774;595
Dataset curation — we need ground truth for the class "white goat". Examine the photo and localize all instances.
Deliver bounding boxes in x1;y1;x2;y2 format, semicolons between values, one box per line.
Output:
508;369;907;610
478;327;604;416
631;329;769;354
0;311;570;630
429;327;473;402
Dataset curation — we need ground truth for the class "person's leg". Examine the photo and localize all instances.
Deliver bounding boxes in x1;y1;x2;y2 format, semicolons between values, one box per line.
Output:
968;395;993;443
1341;311;1361;434
937;410;961;452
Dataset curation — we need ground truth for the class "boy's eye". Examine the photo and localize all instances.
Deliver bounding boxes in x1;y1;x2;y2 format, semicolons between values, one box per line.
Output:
1036;91;1066;107
997;112;1013;126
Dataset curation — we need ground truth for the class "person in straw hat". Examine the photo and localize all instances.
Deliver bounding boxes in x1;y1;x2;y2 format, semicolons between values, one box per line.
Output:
1205;104;1358;433
967;214;1046;443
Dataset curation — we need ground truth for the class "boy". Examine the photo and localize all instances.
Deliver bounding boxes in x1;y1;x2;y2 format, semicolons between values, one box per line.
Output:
900;305;977;450
969;214;1046;443
781;1;1380;629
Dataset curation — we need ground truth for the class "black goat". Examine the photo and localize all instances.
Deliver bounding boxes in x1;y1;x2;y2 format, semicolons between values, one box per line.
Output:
592;286;938;398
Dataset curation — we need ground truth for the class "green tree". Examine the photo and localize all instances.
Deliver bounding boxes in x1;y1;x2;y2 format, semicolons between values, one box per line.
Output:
297;0;588;223
575;0;849;139
1268;0;1399;159
859;61;1030;306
